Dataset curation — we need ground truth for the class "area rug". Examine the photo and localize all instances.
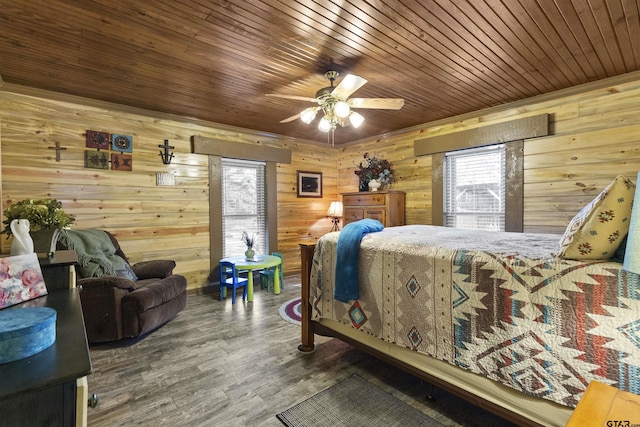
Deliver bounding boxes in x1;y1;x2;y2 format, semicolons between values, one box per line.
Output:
276;374;445;427
279;297;301;326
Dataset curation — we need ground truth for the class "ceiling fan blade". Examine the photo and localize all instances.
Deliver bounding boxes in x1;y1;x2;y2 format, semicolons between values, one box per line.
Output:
331;74;368;98
280;113;302;123
348;98;405;110
266;93;317;102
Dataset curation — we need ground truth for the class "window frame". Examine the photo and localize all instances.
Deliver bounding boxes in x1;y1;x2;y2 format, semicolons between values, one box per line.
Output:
194;136;286;284
221;158;267;258
416;115;547;232
443;144;506;231
433;141;523;232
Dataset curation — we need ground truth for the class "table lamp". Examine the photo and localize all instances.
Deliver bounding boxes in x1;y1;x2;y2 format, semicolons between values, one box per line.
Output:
326;201;343;232
623;172;640;274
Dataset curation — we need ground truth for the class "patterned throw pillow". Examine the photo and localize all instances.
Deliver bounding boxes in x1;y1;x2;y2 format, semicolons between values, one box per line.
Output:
115;260;139;281
559;175;636;260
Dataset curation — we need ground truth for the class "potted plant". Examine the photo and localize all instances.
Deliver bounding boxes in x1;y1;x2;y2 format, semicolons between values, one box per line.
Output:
241;230;258;260
354;152;393;191
2;198;75;255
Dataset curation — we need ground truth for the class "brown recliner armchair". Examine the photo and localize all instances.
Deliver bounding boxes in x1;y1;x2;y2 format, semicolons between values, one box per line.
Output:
59;230;187;343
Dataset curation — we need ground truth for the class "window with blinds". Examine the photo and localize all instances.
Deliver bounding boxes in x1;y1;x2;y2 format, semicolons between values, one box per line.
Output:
444;144;506;231
221;158;267;257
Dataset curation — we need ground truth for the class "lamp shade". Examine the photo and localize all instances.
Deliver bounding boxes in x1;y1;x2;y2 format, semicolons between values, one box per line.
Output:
334;101;350;118
349;111;365;128
318;117;332;132
300;107;317;124
623;172;640;274
326;201;343;218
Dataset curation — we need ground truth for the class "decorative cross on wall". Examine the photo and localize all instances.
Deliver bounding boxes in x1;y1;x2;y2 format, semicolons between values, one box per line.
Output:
48;141;67;162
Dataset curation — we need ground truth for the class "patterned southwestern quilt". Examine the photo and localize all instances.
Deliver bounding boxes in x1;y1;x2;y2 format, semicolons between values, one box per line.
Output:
309;225;640;408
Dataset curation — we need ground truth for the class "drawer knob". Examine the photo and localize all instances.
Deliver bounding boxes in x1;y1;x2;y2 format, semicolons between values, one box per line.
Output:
88;393;99;408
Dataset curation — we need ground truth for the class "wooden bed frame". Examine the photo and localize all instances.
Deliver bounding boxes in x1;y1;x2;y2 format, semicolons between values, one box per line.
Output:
298;242;569;427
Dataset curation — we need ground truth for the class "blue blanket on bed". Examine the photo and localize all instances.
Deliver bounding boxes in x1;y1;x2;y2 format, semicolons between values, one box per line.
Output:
334;219;384;302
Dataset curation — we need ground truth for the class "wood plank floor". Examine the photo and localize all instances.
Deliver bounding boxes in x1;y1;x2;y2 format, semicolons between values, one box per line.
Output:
86;275;517;426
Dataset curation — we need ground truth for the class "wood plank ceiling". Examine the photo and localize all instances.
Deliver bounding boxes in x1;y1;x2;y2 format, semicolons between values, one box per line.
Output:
1;1;639;144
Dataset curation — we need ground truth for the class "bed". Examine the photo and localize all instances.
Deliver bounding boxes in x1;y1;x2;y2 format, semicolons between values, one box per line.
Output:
298;225;640;427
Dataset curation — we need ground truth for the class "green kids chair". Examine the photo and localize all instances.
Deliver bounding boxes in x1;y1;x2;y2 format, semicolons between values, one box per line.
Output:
259;252;283;293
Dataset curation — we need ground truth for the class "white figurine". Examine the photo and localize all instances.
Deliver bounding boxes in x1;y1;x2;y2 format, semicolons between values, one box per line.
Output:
10;219;34;255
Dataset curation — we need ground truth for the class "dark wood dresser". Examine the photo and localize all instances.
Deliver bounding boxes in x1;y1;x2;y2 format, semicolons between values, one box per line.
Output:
0;289;92;426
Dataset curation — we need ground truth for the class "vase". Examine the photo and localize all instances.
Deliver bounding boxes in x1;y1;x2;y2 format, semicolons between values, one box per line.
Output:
368;179;381;191
9;219;34;255
31;228;62;256
245;248;255;260
359;179;369;192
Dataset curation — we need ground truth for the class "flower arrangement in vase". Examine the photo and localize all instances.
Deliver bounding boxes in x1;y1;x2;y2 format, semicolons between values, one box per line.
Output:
354;152;393;191
241;231;258;260
2;198;75;255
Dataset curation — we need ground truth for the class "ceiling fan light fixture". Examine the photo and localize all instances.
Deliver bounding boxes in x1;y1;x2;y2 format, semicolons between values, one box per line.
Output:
334;101;350;118
270;71;403;142
318;117;332;132
300;107;317;124
349;111;365;128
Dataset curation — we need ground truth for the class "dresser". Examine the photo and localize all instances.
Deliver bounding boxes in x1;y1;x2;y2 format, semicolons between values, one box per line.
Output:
342;190;405;227
0;288;91;427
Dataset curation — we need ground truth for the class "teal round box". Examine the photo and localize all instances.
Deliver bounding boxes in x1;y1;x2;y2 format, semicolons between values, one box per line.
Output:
0;307;57;364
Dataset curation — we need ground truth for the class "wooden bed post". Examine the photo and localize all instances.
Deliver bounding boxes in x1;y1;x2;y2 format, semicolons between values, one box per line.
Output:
298;242;316;353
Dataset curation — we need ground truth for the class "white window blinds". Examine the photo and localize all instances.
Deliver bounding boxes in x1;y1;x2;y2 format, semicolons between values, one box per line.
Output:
444;144;506;231
221;158;267;257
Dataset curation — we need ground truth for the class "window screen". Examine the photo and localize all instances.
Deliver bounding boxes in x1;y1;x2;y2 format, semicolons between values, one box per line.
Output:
444;144;505;231
221;158;267;257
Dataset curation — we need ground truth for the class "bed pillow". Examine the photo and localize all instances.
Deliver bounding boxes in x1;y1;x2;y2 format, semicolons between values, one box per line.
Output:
559;175;635;260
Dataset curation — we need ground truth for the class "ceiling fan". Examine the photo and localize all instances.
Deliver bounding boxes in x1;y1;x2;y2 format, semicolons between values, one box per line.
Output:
266;71;404;136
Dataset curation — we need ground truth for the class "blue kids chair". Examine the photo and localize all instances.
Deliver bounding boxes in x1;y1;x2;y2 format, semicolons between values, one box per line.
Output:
219;261;248;304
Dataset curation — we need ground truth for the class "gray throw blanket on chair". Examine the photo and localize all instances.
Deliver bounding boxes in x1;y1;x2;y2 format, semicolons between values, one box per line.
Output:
58;229;128;278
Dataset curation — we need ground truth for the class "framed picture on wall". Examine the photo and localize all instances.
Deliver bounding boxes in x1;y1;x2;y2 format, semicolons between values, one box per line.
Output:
297;171;322;198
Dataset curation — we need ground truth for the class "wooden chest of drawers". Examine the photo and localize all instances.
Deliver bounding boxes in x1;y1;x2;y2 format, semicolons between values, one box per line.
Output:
342;190;405;227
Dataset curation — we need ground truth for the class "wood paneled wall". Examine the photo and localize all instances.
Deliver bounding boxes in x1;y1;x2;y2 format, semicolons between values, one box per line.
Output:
272;141;338;273
338;72;640;235
2;71;640;292
0;86;337;290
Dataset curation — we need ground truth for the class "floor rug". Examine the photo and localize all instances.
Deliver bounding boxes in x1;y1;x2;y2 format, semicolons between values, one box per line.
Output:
279;297;301;326
276;374;445;427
